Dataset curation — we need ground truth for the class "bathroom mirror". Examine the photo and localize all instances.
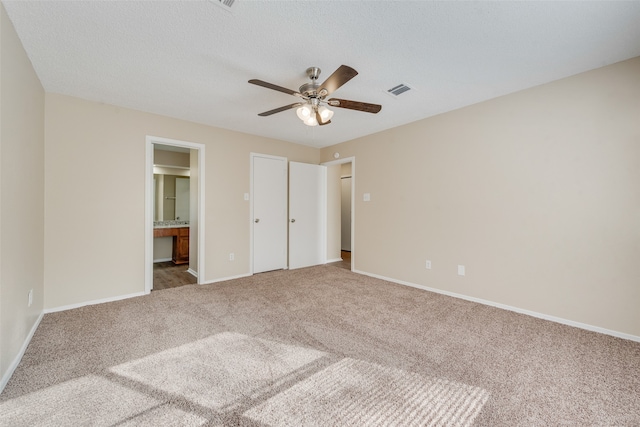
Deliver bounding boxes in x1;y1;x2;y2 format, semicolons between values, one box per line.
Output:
154;174;190;221
153;145;191;222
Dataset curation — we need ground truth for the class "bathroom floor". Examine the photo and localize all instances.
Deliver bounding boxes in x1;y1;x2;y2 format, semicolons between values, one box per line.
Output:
153;262;197;291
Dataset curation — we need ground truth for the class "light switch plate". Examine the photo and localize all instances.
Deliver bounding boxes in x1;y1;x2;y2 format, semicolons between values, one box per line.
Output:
363;193;371;202
458;265;465;276
244;193;249;201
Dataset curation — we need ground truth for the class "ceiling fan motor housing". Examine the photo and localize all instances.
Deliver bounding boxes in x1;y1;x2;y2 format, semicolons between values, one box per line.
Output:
300;67;322;98
299;82;320;98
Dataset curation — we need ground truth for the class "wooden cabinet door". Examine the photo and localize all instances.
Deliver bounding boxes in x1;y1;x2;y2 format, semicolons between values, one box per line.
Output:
172;228;190;264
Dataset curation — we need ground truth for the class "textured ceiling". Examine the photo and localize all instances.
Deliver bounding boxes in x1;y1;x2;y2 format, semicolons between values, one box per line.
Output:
4;1;640;148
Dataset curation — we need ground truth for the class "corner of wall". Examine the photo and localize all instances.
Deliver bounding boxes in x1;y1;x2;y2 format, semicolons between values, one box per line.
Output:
0;1;46;392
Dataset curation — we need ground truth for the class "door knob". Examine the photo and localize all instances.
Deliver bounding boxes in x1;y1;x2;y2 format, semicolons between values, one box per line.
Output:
290;219;296;223
255;218;260;223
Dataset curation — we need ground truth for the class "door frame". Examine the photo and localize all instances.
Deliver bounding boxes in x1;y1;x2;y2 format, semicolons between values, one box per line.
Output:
249;152;288;275
145;135;206;293
321;156;355;271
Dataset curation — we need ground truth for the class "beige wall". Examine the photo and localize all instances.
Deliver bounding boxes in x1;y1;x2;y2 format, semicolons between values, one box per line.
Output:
154;149;189;168
341;162;352;177
0;3;45;386
44;93;319;309
321;57;640;337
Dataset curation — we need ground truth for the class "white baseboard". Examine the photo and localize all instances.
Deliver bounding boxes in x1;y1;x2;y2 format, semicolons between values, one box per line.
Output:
352;269;640;343
187;268;198;278
44;291;147;314
0;311;44;394
326;258;343;263
153;258;172;263
201;273;252;285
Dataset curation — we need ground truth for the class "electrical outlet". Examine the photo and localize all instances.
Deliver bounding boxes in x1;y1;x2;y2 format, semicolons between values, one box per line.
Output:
457;265;465;276
28;289;33;307
229;253;235;261
425;260;431;269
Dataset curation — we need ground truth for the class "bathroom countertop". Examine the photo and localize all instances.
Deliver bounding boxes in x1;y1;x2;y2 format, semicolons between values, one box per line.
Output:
153;220;189;229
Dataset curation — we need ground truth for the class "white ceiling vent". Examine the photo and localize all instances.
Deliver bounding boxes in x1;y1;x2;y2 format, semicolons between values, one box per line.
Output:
386;83;413;98
208;0;236;12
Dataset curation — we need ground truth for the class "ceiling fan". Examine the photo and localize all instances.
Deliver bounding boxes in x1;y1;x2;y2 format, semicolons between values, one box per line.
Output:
248;65;382;127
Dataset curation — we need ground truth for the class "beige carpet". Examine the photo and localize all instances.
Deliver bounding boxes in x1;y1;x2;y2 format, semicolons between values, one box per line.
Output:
1;266;639;426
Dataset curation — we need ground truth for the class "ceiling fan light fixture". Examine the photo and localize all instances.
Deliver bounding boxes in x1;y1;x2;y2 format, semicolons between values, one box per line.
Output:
296;104;313;121
304;115;318;127
318;106;334;121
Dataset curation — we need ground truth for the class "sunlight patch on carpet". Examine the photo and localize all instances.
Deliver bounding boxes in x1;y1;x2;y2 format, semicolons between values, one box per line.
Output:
0;375;159;426
110;332;326;410
118;404;208;426
244;358;490;426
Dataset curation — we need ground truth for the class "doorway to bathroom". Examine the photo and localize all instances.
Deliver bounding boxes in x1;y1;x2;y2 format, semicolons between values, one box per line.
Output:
145;136;205;294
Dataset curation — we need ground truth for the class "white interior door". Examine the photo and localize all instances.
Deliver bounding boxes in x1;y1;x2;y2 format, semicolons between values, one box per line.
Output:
289;162;327;269
175;177;190;221
252;155;288;273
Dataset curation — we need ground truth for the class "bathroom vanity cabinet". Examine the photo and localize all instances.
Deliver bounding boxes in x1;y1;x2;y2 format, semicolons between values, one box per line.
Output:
153;226;189;265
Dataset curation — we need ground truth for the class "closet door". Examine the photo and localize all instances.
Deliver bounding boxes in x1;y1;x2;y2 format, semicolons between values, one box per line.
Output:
252;155;287;273
289;162;326;269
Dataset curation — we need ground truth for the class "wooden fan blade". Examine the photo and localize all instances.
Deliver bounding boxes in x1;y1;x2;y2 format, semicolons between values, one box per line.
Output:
258;103;304;117
317;65;358;97
249;79;301;97
328;98;382;114
316;110;331;126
